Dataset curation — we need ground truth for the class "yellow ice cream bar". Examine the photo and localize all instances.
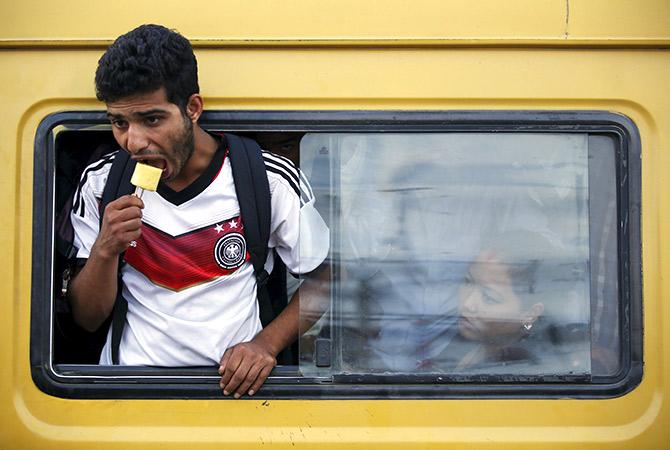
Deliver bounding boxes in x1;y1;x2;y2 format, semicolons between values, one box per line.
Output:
131;163;162;192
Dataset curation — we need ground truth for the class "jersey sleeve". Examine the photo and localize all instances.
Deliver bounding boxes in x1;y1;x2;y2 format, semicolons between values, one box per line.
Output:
70;157;112;260
264;153;329;275
71;181;102;260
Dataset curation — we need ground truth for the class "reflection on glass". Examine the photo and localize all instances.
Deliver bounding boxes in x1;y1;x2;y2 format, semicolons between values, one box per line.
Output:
299;133;595;377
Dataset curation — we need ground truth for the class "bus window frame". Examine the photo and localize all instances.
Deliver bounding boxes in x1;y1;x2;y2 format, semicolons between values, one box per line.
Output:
30;110;642;399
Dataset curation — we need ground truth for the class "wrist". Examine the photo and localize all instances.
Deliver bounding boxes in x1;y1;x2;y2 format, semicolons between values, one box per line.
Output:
90;241;121;263
251;330;282;357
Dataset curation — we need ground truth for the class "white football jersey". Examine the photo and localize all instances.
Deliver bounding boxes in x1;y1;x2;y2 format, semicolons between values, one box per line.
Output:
71;139;329;366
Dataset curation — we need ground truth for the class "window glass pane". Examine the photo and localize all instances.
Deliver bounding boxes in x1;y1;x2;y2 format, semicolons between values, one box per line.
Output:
299;133;596;378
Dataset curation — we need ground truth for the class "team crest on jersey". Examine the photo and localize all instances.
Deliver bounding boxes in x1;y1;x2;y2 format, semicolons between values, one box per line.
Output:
214;232;247;269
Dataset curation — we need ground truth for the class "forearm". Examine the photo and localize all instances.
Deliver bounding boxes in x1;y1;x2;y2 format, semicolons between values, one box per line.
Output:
252;292;300;357
218;264;331;398
68;194;144;332
253;264;331;355
68;249;120;332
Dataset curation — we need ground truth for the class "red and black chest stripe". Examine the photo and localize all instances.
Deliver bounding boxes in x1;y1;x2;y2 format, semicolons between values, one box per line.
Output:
124;216;250;291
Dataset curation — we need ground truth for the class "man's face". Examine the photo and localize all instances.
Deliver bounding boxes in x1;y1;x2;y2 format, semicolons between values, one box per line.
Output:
106;88;194;182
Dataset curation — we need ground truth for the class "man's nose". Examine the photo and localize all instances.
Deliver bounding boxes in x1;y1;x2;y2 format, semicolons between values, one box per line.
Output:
125;124;149;154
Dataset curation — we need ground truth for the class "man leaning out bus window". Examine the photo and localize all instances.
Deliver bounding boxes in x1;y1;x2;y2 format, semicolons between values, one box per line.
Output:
67;24;329;398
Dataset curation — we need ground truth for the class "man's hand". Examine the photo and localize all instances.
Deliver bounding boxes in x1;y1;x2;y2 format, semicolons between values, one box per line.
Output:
218;339;277;398
216;266;330;398
92;194;144;259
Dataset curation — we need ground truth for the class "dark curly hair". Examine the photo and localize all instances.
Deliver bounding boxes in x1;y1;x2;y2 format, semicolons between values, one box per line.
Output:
95;24;199;111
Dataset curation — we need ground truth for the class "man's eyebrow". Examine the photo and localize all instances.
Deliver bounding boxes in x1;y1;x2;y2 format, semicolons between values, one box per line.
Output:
135;109;169;117
106;109;169;119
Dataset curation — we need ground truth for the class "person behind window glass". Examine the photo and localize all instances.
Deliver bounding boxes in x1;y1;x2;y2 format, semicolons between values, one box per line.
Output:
453;232;585;373
67;24;329;397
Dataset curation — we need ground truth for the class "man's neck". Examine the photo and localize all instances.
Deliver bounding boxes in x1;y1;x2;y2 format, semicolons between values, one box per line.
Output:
164;125;219;192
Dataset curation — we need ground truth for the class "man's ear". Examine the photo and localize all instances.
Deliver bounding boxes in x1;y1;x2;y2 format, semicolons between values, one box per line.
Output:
185;94;204;123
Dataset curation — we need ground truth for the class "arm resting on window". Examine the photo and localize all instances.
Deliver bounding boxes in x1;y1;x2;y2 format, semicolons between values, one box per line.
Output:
218;263;331;397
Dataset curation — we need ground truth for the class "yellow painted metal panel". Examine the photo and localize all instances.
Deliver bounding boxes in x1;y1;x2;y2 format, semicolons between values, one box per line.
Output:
0;0;567;42
568;0;670;40
1;0;669;47
0;1;669;448
0;43;668;448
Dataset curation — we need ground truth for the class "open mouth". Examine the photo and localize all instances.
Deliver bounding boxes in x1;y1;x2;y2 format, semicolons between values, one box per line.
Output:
131;155;170;180
134;156;167;172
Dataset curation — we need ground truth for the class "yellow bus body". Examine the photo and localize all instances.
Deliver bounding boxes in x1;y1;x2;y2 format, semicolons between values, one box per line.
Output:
1;0;669;448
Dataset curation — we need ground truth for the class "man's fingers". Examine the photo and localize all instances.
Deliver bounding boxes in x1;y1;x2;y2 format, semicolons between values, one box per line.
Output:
247;365;274;397
107;194;144;211
219;348;244;392
97;194;147;255
218;342;278;398
221;359;253;397
233;363;263;399
114;206;143;222
113;218;143;234
218;350;231;375
102;206;142;234
103;196;144;230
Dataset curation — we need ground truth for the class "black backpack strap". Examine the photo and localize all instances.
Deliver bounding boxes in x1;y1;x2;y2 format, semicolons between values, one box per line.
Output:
100;150;136;365
100;150;136;209
225;133;277;328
